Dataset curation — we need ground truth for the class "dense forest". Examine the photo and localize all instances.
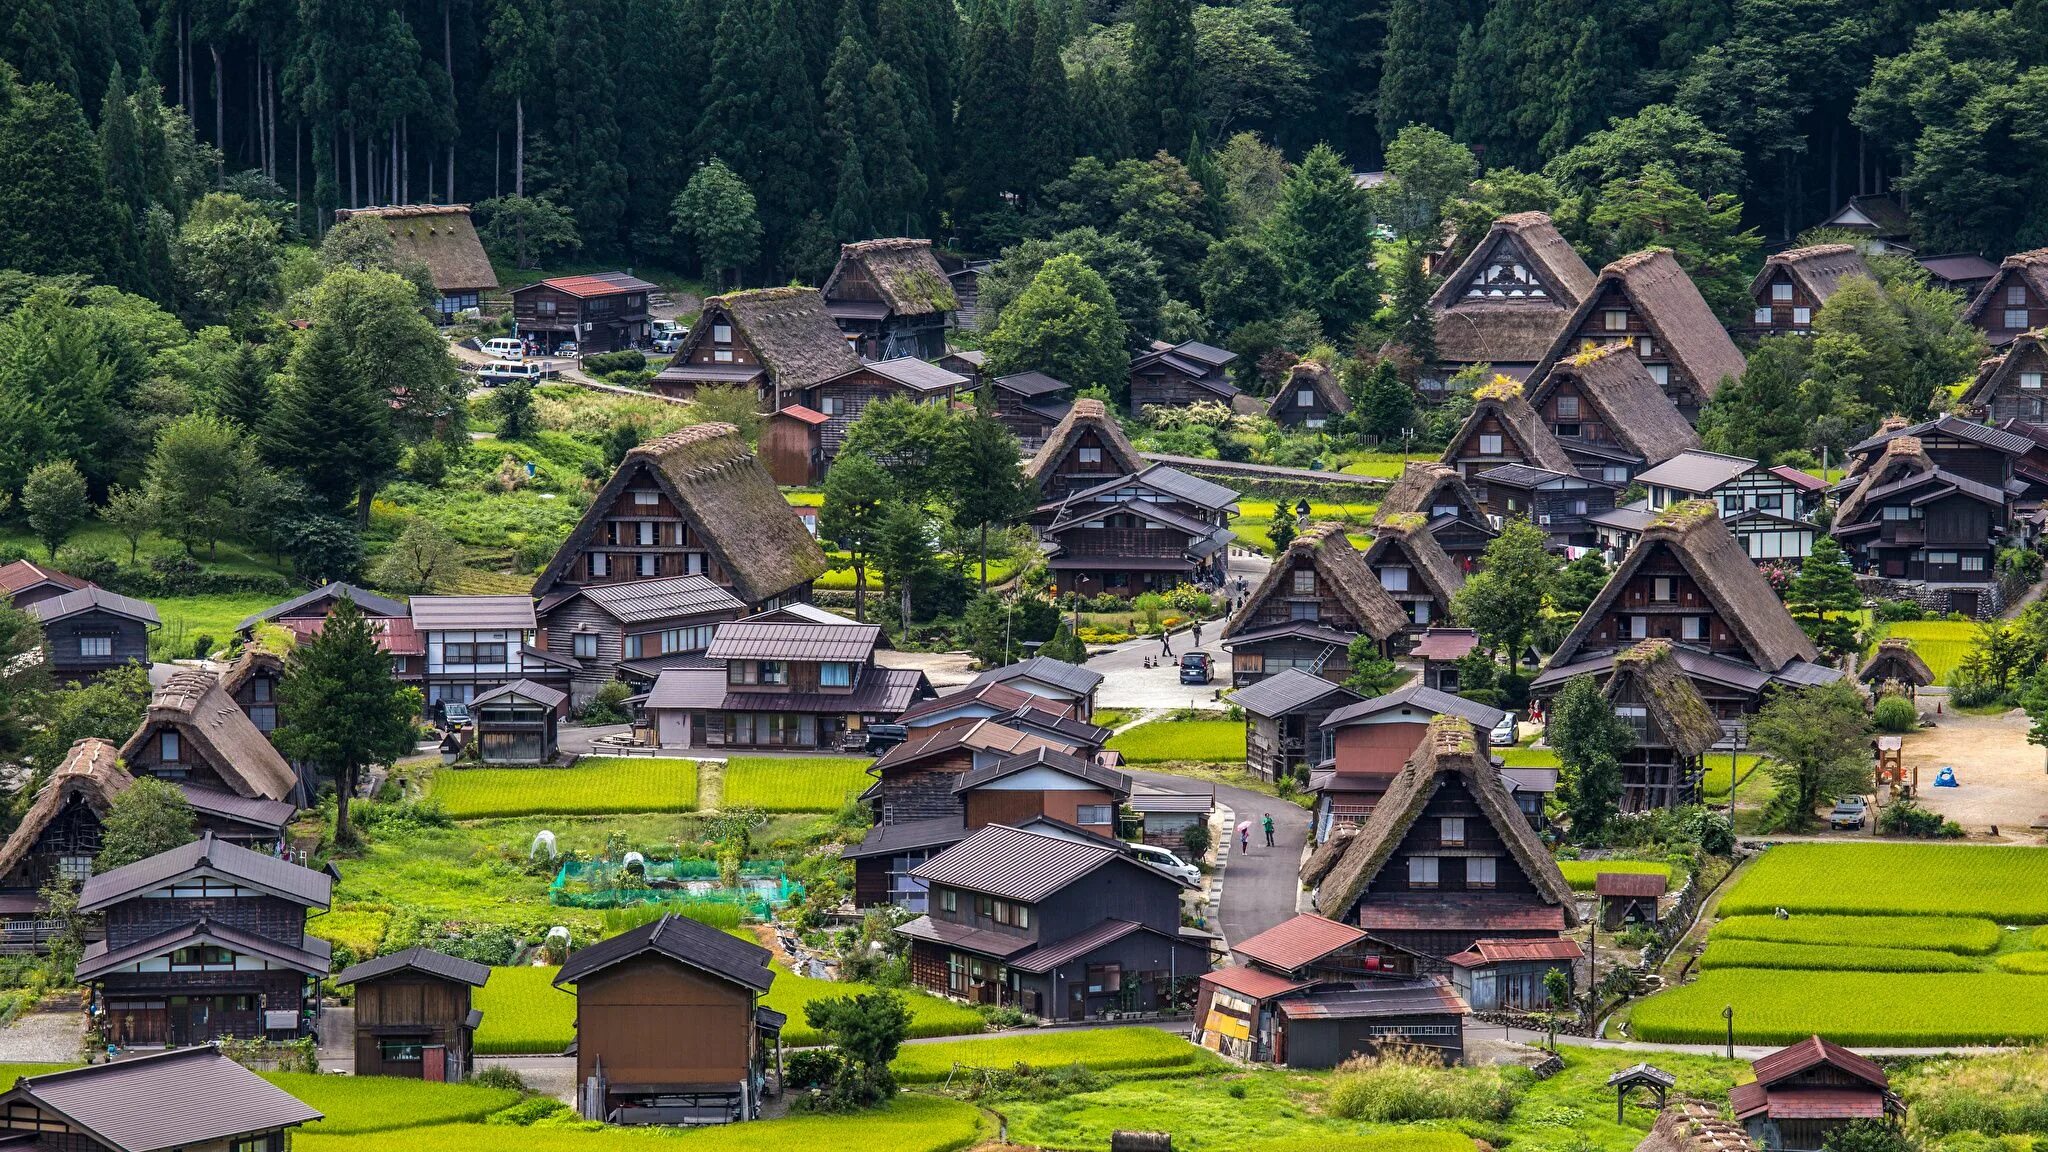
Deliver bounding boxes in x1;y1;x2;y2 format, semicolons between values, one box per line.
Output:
4;0;2046;289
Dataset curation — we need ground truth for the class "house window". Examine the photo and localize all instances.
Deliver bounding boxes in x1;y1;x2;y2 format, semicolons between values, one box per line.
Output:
2011;285;2029;307
1380;567;1410;592
1077;804;1113;826
1792;307;1812;326
819;396;842;415
572;633;598;660
941;889;957;913
634;490;659;505
1570;499;1588;515
1615;704;1649;740
637;521;656;546
2025;372;2044;390
1882;505;1914;521
714;348;734;363
1555;422;1581;438
78;635;112;658
1962;555;1986;572
1682;616;1707;641
590;552;608;577
1926;551;1959;566
1626;615;1649;640
1556;395;1579;418
160;731;180;762
713;323;733;343
2007;309;2031;330
728;661;757;685
1440;817;1465;846
1466;857;1497;888
252;679;271;703
1637;336;1655;357
820;662;852;687
759;660;788;685
1078;447;1103;464
1722;493;1744;515
1772;281;1794;302
535;299;556;317
1756;493;1783;513
378;1039;425;1063
1652;577;1674;602
1292;568;1316;595
1603;309;1628;331
1646;365;1671;387
1297;389;1315;407
637;553;657;577
1289;601;1321;621
1407;857;1440;888
1413;600;1431;625
1478;433;1504;455
1754;306;1773;325
1605;466;1631;484
1306;417;1326;428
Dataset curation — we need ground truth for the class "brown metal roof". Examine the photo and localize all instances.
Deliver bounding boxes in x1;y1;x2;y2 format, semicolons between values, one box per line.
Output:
704;620;881;662
7;1045;321;1151
1595;870;1670;898
78;916;332;980
79;832;332;913
336;945;492;987
571;575;747;624
1750;1035;1890;1092
554;912;774;992
1231;913;1367;972
1444;937;1585;966
1274;977;1469;1021
952;746;1131;796
910;822;1123;902
1199;964;1308;1001
0;559;88;597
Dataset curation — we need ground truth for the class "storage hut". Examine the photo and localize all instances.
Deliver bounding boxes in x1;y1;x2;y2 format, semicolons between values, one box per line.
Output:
1444;938;1583;1010
472;679;566;763
1597;871;1669;930
1731;1036;1902;1152
1859;639;1933;692
335;946;491;1080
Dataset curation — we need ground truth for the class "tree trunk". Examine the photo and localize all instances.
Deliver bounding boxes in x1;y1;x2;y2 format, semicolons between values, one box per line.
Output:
514;98;525;197
335;763;357;847
444;0;456;204
854;554;867;621
268;61;278;178
980;523;989;588
348;124;357;207
401;117;410;204
175;10;186;110
210;42;224;184
494;131;501;199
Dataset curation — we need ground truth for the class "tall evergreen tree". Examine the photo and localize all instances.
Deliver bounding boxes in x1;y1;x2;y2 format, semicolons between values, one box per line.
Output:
831;137;873;238
950;0;1027;226
877;0;958;222
276;597;420;848
98;67;152;294
1264;143;1379;336
1129;0;1196;155
264;322;396;520
1376;0;1459;144
698;0;822;267
0;69;114;279
1019;0;1074;198
550;0;628;250
1383;240;1436;364
863;62;925;233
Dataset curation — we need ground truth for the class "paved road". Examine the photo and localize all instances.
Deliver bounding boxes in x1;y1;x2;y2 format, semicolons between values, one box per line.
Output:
1134;769;1306;949
1089;549;1271;712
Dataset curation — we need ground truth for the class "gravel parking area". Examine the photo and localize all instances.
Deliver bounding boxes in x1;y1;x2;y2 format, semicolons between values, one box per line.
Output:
0;1011;83;1063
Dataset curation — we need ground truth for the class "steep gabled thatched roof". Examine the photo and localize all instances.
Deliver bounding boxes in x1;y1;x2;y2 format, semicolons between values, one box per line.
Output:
1362;514;1463;608
120;671;298;802
1444;376;1577;473
1964;248;2048;326
1432;212;1597;311
0;739;131;883
701;286;861;391
1025;398;1146;486
1531;249;1747;400
1834;435;1936;527
1267;360;1350;420
1374;462;1487;528
1962;330;2048;409
1530;342;1700;466
1429;212;1596;364
533;423;829;603
1224;523;1408;643
1748;244;1869;309
1605;640;1722;756
1314;715;1576;922
1860;637;1934;688
332;204;499;292
825;238;958;317
1549;501;1818;674
1300;827;1356;888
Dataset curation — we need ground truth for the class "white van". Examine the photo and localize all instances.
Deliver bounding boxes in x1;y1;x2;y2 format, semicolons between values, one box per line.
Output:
482;337;525;361
478;360;544;387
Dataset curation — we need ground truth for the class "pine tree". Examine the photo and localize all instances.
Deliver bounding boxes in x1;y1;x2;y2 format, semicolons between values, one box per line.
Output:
863;62;925;233
876;0;958;222
1129;0;1195;155
1264;143;1379;336
98;66;151;295
1019;0;1074;198
549;0;628;250
1786;535;1862;658
1385;241;1436;364
831;137;873;239
950;0;1026;224
0;70;114;279
1376;0;1459;144
264;323;396;518
276;597;420;849
1346;358;1414;442
698;0;822;268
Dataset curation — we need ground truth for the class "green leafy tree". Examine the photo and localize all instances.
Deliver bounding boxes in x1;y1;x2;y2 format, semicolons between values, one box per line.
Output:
671;159;761;289
819;451;896;621
696;0;822;270
1040;621;1088;663
0;600;49;762
1748;679;1872;830
872;499;942;631
1806;273;1981;427
1199;234;1290;335
979;228;1167;341
369;519;465;596
941;414;1034;587
1453;518;1558;665
1190;0;1312;141
100;484;154;565
804;991;910;1110
1786;536;1862;658
146;413;242;557
1381;240;1436;365
2021;667;2048;772
1544;104;1745;199
1547;674;1630;840
276;597;422;848
1265;144;1378;336
1552;552;1609;617
1342;636;1406;696
95;777;197;872
839;397;957;505
1376;0;1459;141
985;254;1131;402
1698;337;1813;464
21;459;89;562
0;289;120;497
1585;166;1760;322
1378;125;1476;240
29;664;148;767
495;376;538;440
172;192;283;336
475;194;583;270
1213;131;1288;229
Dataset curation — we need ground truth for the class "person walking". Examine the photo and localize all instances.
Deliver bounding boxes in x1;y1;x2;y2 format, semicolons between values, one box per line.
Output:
1262;813;1275;848
1192;620;1204;647
1160;628;1174;657
1239;823;1250;854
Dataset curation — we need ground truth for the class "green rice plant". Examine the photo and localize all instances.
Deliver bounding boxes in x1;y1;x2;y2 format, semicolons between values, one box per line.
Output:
892;1028;1214;1083
292;1094;985;1152
1631;971;2048;1046
1896;1048;2048;1135
1106;719;1247;765
1717;844;2048;923
1710;914;2002;955
599;899;743;934
262;1073;520;1133
1699;939;1977;973
471;966;577;1055
0;1065;74;1093
1498;745;1559;768
1557;860;1670;893
1997;954;2048;974
428;757;700;819
1243;1138;1476;1152
307;906;391;960
720;757;875;812
1866;620;1977;683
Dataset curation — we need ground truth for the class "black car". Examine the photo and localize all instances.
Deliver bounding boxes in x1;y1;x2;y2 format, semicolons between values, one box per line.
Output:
1179;652;1213;684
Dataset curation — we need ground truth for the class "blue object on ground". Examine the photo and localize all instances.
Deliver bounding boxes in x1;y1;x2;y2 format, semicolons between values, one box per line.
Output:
1934;766;1959;787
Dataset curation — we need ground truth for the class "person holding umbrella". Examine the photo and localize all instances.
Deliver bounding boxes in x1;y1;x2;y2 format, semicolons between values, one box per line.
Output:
1237;819;1251;854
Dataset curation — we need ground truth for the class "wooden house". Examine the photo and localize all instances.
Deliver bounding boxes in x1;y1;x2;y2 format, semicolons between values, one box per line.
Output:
795;356;971;466
1444;938;1581;1011
957;656;1104;719
222;636;287;737
1024;398;1148;503
1221;524;1407;688
1963;248;2048;348
511;272;656;354
0;1045;320;1150
1730;1036;1903;1152
821;238;957;359
640;612;931;750
987;370;1074;449
555;913;781;1124
760;404;830;486
1533;502;1839;728
1266;361;1349;429
536;574;746;705
1527;249;1748;420
1596;871;1668;929
0;558;88;608
531;422;829;612
895;680;1110;749
410;595;575;717
1860;638;1934;692
1917;252;2000;297
0;738;128;952
1372;463;1495;568
1442;376;1577;482
935;348;986;381
336;946;490;1081
1472;463;1620;550
332;204;498;320
1038;464;1239;597
1830;425;2020;616
894;822;1209;1020
651;286;859;408
1963;329;2048;424
122;669;306;817
1410;628;1481;692
1361;514;1464;645
1527;342;1701;482
1311;716;1579;959
1627;451;1821;563
1426;211;1597;388
1313;684;1512;842
473;679;566;763
79;832;333;1046
1128;339;1242;412
1603;640;1722;811
236;582;409;637
862;718;1078;826
1816;194;1912;252
1746;244;1870;336
1235;669;1364;782
23;586;157;685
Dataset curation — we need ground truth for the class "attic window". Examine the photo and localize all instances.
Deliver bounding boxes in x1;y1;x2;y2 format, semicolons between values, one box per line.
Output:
1293;569;1316;595
1478;434;1503;456
1556;395;1579;418
160;731;181;762
634;490;659;505
1772;281;1794;302
2009;309;2032;330
1792;307;1812;326
1078;447;1103;464
2010;285;2029;307
2024;372;2044;390
1297;389;1315;407
713;323;733;343
1603;309;1628;331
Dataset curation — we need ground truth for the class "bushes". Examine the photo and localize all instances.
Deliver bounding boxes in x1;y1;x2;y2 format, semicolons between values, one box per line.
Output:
581;350;646;375
1873;695;1917;732
1877;800;1961;839
1324;1045;1521;1123
1899;1049;2048;1137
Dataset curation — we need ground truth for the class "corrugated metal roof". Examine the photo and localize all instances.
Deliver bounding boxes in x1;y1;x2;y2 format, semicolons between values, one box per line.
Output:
335;945;492;987
894;914;1036;958
25;586;160;626
177;785;295;831
409;595;537;631
992;370;1070;397
1135;463;1241;511
842;816;970;860
1750;1034;1890;1091
77;916;333;980
705;620;881;662
472;678;568;708
1323;684;1506;731
577;575;746;623
1200;964;1307;1000
12;1045;322;1151
1594;871;1668;897
80;832;332;913
910;823;1119;902
1274;977;1469;1021
965;656;1104;697
1127;785;1213;814
1445;938;1584;966
0;559;88;597
1633;450;1758;494
953;746;1131;795
1231;913;1366;971
1355;899;1567;933
1407;629;1481;662
237;582;407;631
646;665;729;710
1230;668;1360;718
856;356;969;393
554;912;774;991
537;271;659;298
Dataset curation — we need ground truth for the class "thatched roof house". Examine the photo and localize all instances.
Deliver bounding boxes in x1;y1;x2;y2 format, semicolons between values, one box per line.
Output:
656;286;860;405
1429;212;1596;372
1748;244;1870;312
1962;329;2048;422
1605;641;1723;758
1860;637;1934;689
0;738;131;885
1529;249;1747;414
331;204;498;299
1376;463;1484;527
121;670;301;802
1360;513;1463;630
533;422;829;606
1528;341;1700;471
1632;1100;1757;1152
1964;247;2048;345
1266;360;1350;427
1224;523;1409;645
1442;375;1576;476
1025;398;1147;501
824;239;958;319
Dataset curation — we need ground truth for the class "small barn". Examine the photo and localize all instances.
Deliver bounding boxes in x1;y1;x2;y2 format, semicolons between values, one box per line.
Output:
335;946;491;1081
1271;977;1469;1067
1233;669;1363;782
1859;638;1933;692
472;679;566;764
332;204;499;320
1731;1036;1902;1152
761;404;828;486
1445;937;1582;1011
1596;871;1669;929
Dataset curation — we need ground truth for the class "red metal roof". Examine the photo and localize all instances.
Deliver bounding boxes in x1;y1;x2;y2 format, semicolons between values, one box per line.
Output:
1408;628;1481;661
776;404;830;425
1444;937;1583;967
1355;902;1568;932
1731;1083;1888;1121
1199;965;1307;1001
1750;1035;1890;1093
1231;913;1366;972
0;559;88;596
1768;464;1828;492
281;615;424;656
1595;871;1669;898
537;272;659;298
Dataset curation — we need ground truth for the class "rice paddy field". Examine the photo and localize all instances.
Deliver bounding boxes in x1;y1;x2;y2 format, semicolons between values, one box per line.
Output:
719;756;874;812
1556;859;1672;892
1866;619;1979;683
1235;500;1379;554
1697;939;1979;973
1630;970;2048;1046
892;1026;1218;1083
1717;843;2048;921
429;757;701;818
1107;718;1248;764
266;1073;522;1133
1710;913;2003;954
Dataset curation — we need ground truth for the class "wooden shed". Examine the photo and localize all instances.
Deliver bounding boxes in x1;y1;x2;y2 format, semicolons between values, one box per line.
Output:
1859;638;1933;691
762;404;828;486
335;946;491;1081
1445;937;1582;1011
1596;871;1669;930
472;679;566;764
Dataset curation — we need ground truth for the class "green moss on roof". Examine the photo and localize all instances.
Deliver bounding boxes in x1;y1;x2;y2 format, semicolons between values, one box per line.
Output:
1376;512;1428;534
1427;714;1476;756
1475;374;1523;402
1651;499;1718;531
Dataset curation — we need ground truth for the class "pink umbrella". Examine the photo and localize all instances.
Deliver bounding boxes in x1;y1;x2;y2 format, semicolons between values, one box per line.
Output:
1236;821;1252;837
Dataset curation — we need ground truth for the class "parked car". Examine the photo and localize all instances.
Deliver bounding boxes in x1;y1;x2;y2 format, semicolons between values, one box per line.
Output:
1178;652;1212;684
439;702;471;730
478;360;544;387
556;341;580;358
481;337;525;360
1490;710;1519;747
1127;843;1201;885
1830;795;1869;830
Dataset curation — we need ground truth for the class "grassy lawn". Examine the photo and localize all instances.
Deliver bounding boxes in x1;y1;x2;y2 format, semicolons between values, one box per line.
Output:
429;757;701;819
150;593;289;656
767;965;986;1047
1235;500;1379;554
1497;745;1558;768
265;1073;521;1133
1718;842;2048;921
1866;619;1978;683
1698;753;1763;802
1107;718;1247;764
1556;859;1671;892
721;757;873;813
293;1094;984;1152
893;1027;1217;1083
